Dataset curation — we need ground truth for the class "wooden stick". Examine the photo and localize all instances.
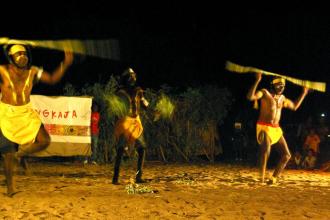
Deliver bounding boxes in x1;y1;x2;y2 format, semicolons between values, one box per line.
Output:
0;37;120;60
225;61;326;92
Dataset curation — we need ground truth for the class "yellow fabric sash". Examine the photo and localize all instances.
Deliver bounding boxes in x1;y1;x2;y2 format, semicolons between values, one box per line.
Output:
0;102;42;145
226;61;326;92
256;123;283;145
114;116;143;145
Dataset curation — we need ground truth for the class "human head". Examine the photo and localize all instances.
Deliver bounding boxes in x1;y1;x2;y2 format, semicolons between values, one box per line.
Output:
270;77;285;95
121;67;137;86
7;44;30;69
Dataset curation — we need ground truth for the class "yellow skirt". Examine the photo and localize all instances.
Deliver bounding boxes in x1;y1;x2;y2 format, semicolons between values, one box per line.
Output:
256;122;283;145
114;116;143;145
0;102;42;145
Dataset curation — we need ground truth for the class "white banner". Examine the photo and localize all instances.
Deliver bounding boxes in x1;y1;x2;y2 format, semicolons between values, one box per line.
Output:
30;95;92;157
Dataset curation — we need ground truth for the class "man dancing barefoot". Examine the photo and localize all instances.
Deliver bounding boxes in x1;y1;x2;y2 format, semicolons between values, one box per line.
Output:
112;68;151;185
247;72;308;184
0;44;73;196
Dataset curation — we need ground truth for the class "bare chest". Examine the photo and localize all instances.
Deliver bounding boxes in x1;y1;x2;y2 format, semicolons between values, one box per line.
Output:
0;67;35;104
262;93;284;109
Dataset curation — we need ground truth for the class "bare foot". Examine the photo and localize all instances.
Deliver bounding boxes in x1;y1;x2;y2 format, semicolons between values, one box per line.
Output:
6;189;21;198
260;177;265;184
112;178;120;185
135;178;148;184
267;176;277;185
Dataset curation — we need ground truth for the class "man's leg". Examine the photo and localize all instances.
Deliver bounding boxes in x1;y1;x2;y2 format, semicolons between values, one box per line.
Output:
20;157;31;175
91;135;98;163
112;135;125;184
0;130;19;196
2;152;17;197
258;131;271;183
272;136;291;179
16;125;50;157
135;135;146;183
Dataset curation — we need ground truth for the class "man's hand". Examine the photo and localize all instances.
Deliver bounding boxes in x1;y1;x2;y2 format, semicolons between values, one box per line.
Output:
303;87;309;94
255;72;262;82
63;50;74;66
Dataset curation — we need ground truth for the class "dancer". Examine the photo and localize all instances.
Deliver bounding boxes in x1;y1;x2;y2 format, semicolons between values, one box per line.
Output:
112;68;150;184
247;72;308;184
0;44;73;196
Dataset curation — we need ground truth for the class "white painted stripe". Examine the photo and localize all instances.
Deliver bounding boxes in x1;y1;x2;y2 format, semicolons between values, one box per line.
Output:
50;135;91;143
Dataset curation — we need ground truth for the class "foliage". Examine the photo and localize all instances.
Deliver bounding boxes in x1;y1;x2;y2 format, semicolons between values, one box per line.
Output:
125;178;156;194
63;75;118;162
144;84;232;162
154;94;175;120
63;75;233;163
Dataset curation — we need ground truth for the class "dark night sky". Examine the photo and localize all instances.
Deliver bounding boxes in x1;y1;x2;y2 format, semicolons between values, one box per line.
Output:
2;5;330;124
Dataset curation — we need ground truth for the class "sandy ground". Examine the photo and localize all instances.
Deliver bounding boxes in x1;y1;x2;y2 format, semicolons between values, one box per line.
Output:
0;160;329;220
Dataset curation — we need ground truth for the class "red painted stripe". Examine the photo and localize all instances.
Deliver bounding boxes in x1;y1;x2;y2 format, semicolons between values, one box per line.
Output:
257;121;280;128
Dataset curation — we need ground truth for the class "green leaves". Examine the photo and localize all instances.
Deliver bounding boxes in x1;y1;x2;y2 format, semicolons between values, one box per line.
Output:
104;94;129;119
63;77;233;162
154;94;175;120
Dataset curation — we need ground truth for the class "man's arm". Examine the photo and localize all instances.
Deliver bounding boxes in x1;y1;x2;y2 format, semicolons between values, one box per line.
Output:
283;87;309;111
0;65;6;84
0;68;3;85
39;50;74;85
246;72;263;101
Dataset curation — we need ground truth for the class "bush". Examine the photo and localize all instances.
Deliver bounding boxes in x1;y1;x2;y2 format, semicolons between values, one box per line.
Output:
63;77;232;163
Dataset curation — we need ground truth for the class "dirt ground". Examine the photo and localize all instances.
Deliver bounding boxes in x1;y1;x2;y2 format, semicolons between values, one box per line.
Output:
0;160;329;220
